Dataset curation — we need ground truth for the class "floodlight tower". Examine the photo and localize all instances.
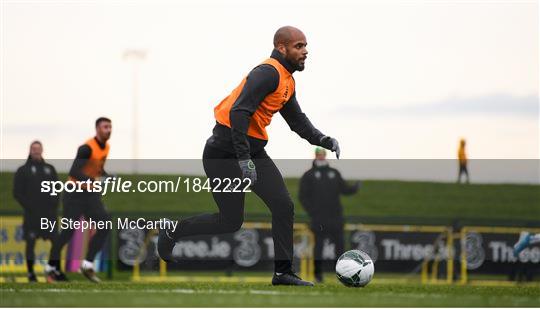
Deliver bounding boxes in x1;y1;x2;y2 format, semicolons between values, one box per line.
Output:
123;49;147;174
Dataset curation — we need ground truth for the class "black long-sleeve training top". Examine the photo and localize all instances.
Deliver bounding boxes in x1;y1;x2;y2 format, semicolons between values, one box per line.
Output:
207;49;325;159
13;157;59;216
299;161;359;225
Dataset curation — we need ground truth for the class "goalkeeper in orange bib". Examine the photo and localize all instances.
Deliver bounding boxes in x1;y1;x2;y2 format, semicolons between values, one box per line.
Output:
158;26;340;286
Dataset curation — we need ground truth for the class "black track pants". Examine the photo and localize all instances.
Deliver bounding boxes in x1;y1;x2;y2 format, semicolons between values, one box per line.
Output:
48;193;111;269
173;144;295;273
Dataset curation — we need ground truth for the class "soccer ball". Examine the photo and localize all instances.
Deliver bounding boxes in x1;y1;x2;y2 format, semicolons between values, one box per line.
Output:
335;249;374;287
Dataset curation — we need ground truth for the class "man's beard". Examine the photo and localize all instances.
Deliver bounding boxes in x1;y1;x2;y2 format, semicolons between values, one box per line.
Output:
285;55;304;71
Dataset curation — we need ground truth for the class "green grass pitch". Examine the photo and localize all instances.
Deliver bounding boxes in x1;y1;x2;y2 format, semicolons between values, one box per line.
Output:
1;281;539;307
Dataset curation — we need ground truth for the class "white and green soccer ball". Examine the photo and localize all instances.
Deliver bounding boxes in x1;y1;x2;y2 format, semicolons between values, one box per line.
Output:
335;249;374;287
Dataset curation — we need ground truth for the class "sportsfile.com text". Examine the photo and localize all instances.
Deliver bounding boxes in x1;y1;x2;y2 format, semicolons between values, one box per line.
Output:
40;177;252;196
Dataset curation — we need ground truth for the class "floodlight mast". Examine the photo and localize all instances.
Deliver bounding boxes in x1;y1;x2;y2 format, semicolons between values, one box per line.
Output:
123;49;147;174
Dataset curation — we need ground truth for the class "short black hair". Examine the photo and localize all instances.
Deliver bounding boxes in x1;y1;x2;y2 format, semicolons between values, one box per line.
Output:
30;140;42;147
95;117;112;127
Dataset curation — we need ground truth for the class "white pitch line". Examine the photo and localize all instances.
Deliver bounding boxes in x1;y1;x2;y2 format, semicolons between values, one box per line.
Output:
2;288;195;294
1;288;331;296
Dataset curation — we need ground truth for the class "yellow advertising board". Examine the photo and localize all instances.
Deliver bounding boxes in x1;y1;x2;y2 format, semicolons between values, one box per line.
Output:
0;216;53;273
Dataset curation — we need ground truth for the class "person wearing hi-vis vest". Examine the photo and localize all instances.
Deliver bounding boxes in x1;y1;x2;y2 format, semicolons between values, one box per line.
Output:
45;117;112;283
157;26;340;286
457;138;469;184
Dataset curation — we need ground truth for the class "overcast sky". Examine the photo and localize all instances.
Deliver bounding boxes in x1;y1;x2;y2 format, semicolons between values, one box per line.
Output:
2;0;538;161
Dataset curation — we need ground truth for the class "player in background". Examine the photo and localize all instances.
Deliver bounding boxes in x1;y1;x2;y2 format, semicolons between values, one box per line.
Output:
13;141;60;282
457;138;469;184
158;26;340;286
299;147;360;282
514;232;540;257
45;117;112;283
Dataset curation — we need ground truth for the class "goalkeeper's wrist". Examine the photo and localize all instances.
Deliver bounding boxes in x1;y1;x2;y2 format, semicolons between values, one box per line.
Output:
237;154;251;161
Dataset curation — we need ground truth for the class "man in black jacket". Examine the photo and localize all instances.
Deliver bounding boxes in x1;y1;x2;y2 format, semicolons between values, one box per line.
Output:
299;147;360;282
13;141;60;282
